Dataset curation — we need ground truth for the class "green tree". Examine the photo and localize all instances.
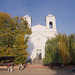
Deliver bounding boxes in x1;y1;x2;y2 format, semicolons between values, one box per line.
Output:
57;33;71;64
43;33;71;65
69;34;75;64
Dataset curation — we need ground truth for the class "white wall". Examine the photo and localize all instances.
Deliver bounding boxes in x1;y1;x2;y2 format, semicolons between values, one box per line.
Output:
26;14;57;61
27;24;57;60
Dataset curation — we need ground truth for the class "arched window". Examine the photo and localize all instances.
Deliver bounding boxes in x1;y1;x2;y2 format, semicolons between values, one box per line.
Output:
49;22;53;28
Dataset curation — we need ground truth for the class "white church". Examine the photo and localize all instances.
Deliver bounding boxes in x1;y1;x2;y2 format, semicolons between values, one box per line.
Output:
23;14;57;62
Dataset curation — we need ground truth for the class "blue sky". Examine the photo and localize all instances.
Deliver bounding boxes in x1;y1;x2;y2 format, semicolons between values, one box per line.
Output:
0;0;75;35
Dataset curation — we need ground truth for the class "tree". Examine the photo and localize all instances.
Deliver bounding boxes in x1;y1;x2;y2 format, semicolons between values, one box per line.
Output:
13;16;31;64
57;33;71;64
69;34;75;64
0;12;31;64
43;33;71;65
43;39;53;65
0;12;16;57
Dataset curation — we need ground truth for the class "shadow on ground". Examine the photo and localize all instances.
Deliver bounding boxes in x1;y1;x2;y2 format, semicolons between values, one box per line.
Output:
50;66;74;75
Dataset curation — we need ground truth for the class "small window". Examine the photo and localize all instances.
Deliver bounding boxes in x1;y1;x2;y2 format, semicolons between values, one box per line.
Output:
49;22;53;28
40;49;41;51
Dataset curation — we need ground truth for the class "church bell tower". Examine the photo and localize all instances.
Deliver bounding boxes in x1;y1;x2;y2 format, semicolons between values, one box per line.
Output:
23;15;32;27
46;14;56;29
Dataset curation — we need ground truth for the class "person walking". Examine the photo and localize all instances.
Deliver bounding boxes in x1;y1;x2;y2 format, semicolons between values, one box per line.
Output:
11;63;14;71
19;64;22;70
7;63;11;71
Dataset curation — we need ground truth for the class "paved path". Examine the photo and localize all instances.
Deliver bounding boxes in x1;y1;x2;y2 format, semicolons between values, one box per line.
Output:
26;64;49;68
0;64;74;75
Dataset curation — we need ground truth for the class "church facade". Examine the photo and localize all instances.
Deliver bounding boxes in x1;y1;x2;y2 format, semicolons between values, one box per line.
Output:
23;14;57;61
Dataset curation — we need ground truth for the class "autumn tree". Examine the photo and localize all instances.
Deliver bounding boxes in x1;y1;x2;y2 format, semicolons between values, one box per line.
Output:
0;12;16;57
13;16;31;64
0;12;31;64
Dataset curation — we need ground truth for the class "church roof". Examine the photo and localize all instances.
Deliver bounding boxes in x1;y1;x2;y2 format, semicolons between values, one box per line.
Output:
31;24;57;33
32;24;45;28
47;14;55;17
32;24;47;31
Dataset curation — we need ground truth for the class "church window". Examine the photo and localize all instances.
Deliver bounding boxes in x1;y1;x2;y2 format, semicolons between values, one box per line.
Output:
49;22;53;28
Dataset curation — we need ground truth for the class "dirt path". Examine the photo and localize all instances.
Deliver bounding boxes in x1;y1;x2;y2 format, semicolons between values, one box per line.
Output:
0;64;74;75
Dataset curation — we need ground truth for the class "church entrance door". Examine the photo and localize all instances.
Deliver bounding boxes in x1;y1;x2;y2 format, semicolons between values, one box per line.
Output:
36;49;42;60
